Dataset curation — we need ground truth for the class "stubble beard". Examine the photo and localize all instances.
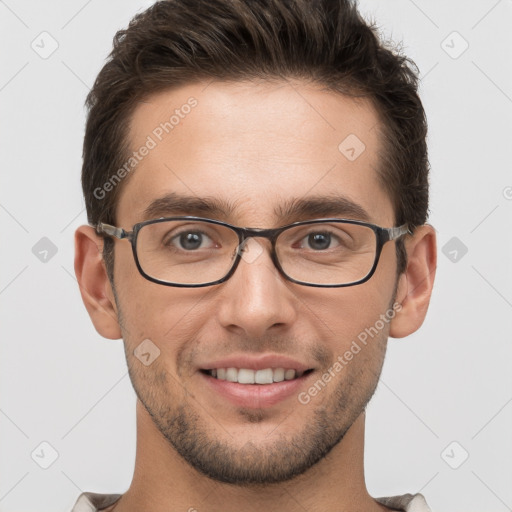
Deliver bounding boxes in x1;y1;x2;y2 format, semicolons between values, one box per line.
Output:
113;283;393;486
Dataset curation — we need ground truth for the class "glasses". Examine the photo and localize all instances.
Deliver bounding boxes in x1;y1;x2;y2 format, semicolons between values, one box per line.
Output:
96;216;410;288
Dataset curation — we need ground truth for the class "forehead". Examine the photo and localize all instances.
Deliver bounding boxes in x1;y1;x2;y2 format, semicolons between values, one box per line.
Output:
117;79;393;227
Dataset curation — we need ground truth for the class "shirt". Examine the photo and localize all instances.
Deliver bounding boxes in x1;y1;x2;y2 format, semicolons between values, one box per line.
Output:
70;491;432;511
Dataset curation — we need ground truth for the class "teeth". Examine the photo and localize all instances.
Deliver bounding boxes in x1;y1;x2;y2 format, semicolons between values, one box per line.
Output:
273;368;285;382
239;368;255;384
226;367;238;382
255;368;273;384
284;369;296;380
208;367;303;384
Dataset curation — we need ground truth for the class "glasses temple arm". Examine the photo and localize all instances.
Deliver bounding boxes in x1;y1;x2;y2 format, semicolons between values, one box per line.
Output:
388;224;412;240
96;222;128;239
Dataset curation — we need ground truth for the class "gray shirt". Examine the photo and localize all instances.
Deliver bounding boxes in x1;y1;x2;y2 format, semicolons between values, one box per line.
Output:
70;491;433;511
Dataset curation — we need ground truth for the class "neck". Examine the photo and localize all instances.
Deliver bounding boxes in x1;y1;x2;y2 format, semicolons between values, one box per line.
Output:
111;401;388;512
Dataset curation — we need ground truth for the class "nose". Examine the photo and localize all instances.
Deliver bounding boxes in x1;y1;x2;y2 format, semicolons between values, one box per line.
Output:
215;237;298;338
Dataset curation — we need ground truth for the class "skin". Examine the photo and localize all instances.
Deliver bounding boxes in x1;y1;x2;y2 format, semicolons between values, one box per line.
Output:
75;79;436;512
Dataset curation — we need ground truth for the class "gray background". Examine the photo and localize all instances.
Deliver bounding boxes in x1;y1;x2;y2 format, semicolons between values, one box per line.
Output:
1;0;511;510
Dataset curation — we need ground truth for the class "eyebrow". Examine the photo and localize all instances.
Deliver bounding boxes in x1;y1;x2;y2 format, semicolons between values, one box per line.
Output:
142;193;239;221
275;195;371;223
141;192;371;225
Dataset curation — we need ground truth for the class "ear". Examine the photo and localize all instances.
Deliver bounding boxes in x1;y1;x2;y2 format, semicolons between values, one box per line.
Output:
389;224;437;338
74;225;122;340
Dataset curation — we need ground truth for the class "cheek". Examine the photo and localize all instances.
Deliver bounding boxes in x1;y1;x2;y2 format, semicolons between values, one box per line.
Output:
113;249;209;372
311;283;392;344
302;250;396;367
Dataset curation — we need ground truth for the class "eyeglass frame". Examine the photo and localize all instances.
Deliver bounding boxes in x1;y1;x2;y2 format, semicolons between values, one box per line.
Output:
95;216;411;288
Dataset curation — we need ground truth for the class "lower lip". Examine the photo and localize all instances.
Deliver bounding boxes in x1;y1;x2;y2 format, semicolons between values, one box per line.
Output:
199;371;314;409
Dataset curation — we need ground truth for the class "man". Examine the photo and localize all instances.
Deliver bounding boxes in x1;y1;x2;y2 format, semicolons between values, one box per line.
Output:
72;0;437;510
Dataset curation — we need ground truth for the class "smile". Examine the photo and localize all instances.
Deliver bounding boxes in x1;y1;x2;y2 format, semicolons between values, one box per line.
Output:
201;367;314;384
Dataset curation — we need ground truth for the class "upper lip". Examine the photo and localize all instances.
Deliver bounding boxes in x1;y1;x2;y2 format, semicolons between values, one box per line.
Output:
199;354;314;372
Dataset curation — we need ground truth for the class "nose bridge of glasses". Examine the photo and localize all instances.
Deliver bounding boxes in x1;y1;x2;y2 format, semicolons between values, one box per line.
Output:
240;226;279;239
235;227;278;262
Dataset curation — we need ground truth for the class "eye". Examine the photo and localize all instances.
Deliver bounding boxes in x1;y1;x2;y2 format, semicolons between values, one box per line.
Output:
167;230;217;251
296;231;344;251
302;232;333;251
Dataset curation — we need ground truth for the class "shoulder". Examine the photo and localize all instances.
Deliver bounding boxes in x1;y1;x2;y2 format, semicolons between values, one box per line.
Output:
70;492;122;512
375;493;432;512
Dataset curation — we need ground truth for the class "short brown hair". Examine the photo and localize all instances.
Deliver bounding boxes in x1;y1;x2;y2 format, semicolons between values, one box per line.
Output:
82;0;429;281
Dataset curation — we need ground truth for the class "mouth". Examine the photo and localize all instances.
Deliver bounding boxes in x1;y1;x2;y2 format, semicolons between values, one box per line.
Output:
200;367;315;384
196;354;317;408
198;367;316;409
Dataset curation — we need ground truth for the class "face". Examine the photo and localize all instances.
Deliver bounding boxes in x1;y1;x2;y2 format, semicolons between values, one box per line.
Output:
111;79;400;485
